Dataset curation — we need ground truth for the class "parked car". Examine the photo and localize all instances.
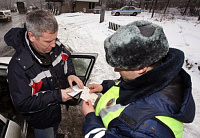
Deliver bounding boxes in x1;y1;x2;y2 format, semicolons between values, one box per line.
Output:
0;10;12;21
0;53;97;137
111;6;141;16
93;6;101;14
10;7;17;12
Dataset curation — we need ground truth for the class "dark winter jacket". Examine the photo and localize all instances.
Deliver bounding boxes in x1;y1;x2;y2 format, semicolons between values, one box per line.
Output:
4;27;75;129
83;48;195;137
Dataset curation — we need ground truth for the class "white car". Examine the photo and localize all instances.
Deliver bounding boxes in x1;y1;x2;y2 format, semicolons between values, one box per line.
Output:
0;53;97;137
0;10;12;21
111;6;141;16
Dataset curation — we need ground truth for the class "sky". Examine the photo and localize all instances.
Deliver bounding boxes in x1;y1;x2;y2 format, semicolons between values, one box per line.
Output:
55;10;200;137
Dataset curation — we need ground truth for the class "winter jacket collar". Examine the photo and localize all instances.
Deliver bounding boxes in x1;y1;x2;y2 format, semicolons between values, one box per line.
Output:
117;48;185;105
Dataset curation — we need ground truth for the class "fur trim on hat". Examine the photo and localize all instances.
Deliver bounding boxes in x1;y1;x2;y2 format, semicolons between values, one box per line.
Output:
104;20;169;69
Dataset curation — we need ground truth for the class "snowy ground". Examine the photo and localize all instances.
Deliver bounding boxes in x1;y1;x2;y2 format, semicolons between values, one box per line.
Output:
56;11;200;138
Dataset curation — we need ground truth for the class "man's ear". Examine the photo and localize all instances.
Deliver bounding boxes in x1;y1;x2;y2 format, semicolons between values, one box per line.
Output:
28;32;35;42
138;67;148;75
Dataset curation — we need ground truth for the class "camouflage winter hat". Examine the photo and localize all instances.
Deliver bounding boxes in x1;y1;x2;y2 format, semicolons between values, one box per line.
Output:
104;20;169;69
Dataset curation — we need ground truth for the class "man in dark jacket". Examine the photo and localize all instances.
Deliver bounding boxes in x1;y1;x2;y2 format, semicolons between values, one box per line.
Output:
4;10;83;138
81;21;195;138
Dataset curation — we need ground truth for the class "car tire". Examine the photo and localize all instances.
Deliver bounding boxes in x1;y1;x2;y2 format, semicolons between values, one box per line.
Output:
132;12;137;16
115;12;120;16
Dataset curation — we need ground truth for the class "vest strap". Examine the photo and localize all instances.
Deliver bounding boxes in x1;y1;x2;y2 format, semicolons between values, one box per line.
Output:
155;116;183;138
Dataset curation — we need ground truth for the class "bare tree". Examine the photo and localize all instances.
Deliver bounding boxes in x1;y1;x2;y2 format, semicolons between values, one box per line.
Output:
182;0;191;16
139;0;143;8
149;0;154;13
163;0;170;14
151;0;158;18
144;0;151;10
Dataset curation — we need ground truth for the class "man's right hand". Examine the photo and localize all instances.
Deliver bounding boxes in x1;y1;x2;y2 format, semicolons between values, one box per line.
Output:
87;84;103;93
61;88;73;102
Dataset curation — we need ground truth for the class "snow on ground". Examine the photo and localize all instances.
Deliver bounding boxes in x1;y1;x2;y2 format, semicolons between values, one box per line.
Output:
56;11;200;138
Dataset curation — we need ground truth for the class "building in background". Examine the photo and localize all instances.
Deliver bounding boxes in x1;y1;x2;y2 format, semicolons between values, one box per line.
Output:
45;0;100;14
73;0;99;13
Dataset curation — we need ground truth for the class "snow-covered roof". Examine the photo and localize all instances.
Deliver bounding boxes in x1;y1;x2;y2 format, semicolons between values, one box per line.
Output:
75;0;99;2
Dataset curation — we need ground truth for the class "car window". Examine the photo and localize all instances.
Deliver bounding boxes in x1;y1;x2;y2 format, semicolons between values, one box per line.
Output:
123;7;128;10
72;58;90;76
129;7;135;10
0;12;3;15
5;12;11;15
71;53;97;85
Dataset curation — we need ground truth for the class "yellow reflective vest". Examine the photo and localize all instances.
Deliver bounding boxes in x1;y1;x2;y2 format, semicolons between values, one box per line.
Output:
95;82;183;138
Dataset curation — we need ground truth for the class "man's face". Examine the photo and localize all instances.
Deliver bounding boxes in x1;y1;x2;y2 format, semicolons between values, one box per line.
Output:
114;68;140;82
28;30;58;54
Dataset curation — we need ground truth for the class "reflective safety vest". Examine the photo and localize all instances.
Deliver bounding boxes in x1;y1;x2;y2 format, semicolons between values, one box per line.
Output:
95;82;184;138
155;116;183;138
95;82;127;129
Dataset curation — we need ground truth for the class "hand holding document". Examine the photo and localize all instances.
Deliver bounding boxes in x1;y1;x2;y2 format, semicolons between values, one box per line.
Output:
80;87;98;105
67;85;83;97
67;85;99;105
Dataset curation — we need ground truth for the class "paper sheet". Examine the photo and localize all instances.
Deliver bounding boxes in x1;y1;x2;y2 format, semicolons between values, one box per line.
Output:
80;87;98;105
67;85;84;97
67;85;99;105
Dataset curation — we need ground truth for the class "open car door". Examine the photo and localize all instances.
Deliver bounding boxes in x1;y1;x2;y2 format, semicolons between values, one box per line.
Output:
71;53;98;86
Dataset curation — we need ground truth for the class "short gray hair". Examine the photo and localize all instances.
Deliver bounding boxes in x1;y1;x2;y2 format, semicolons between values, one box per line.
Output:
26;10;58;39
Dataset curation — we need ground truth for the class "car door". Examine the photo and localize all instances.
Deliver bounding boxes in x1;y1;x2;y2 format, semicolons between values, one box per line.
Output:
128;7;136;15
121;7;129;15
0;114;25;138
71;53;98;85
0;62;27;138
0;53;98;137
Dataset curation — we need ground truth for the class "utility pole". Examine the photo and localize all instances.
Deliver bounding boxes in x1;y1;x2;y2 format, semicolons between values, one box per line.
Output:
100;0;106;23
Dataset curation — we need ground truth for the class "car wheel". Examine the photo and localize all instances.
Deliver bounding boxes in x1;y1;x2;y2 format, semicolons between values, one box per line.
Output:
132;12;137;16
115;12;120;16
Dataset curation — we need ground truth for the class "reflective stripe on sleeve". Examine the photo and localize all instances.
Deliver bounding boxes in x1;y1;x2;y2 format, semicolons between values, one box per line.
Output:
85;128;106;138
93;131;106;138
